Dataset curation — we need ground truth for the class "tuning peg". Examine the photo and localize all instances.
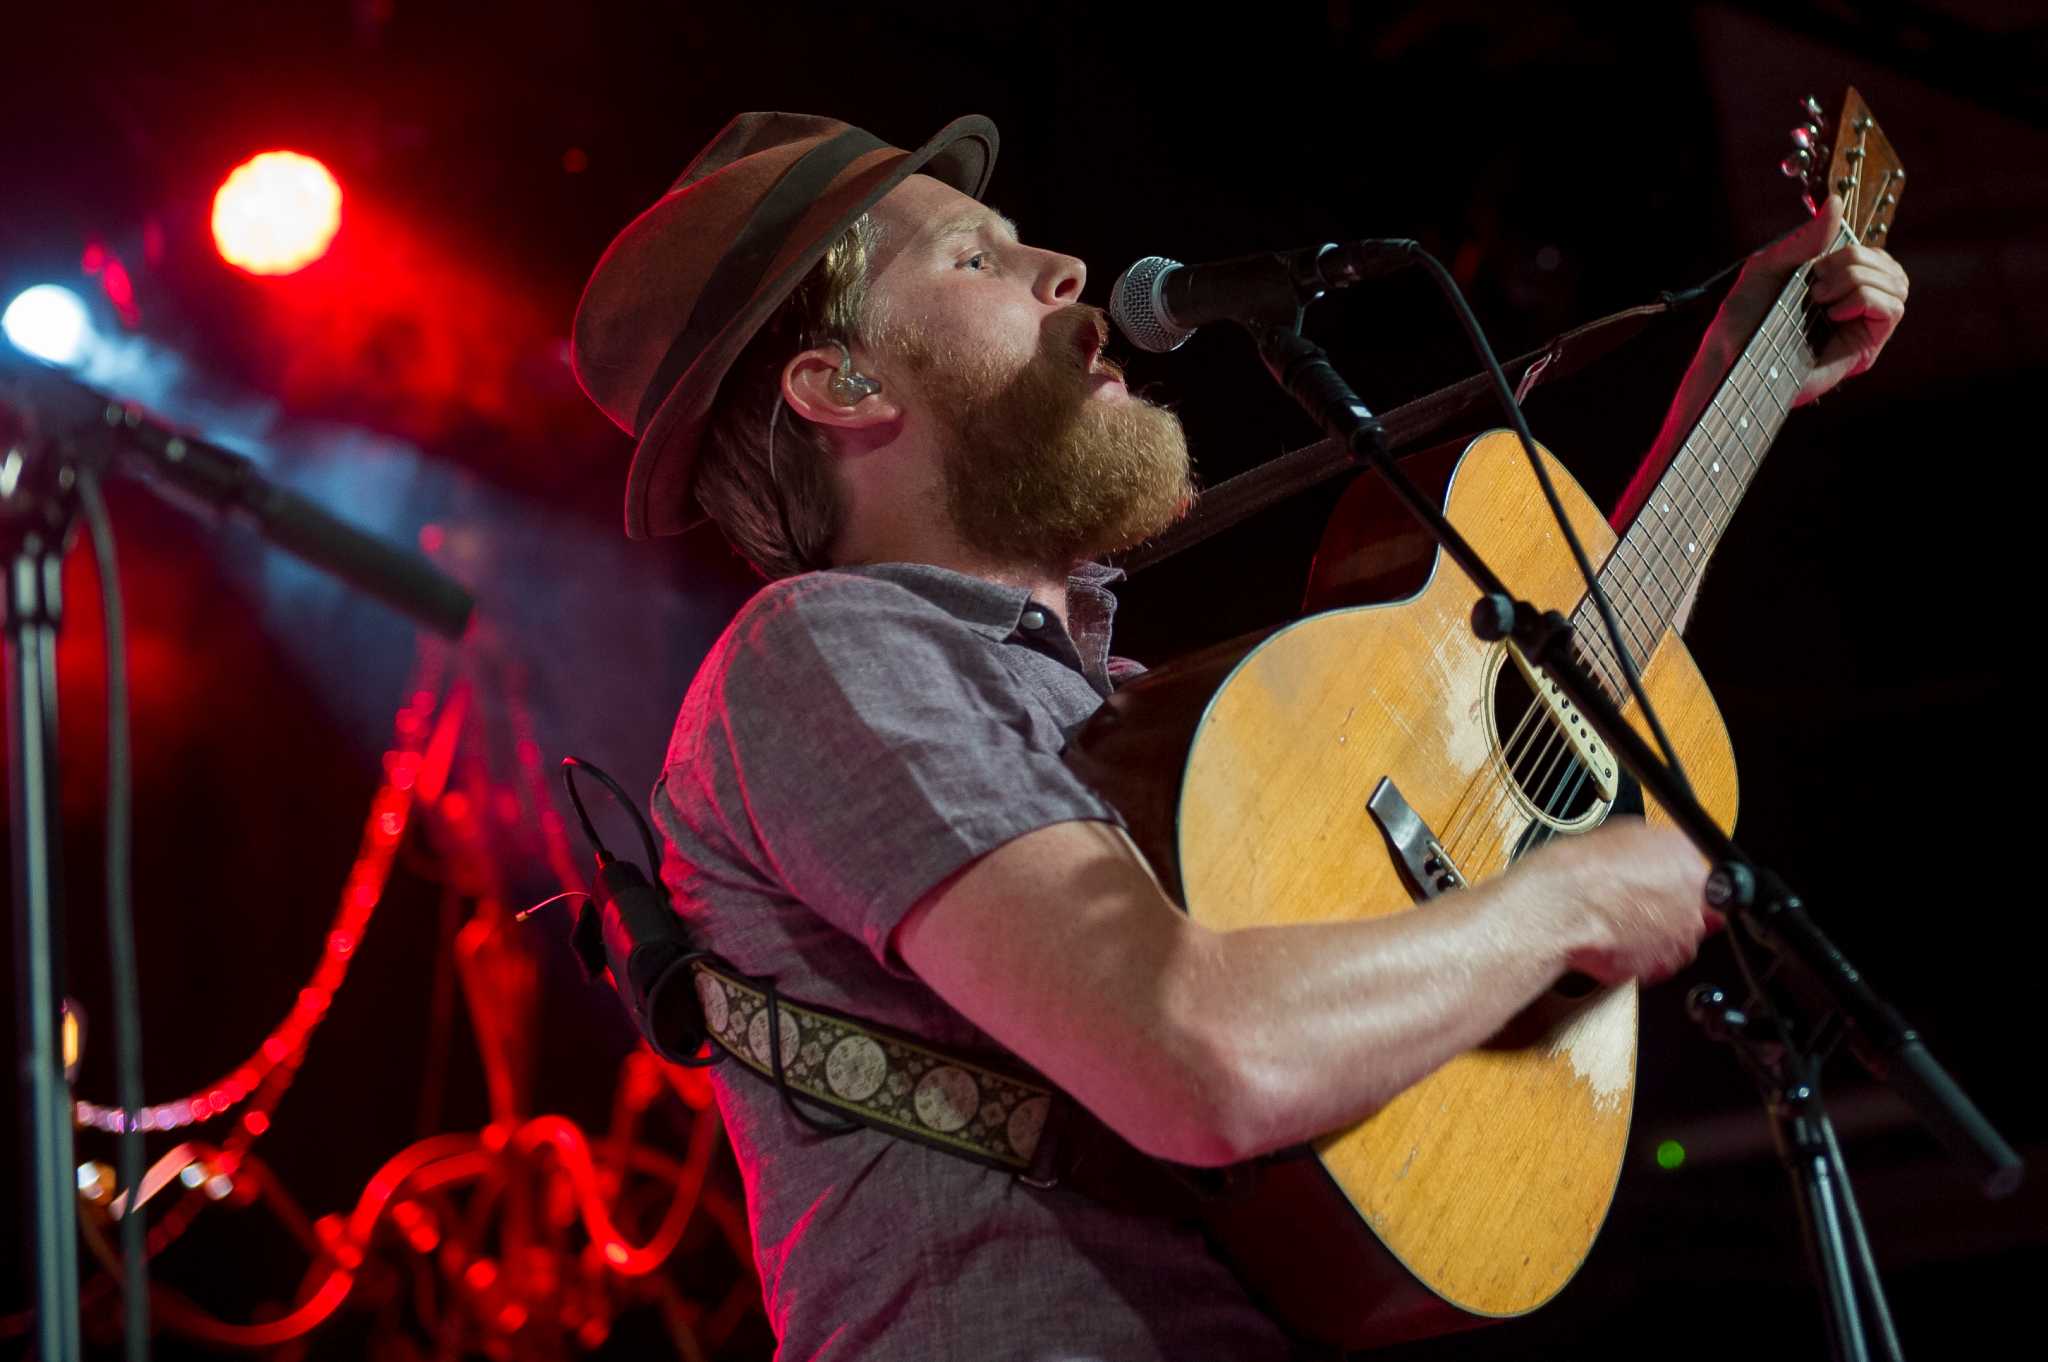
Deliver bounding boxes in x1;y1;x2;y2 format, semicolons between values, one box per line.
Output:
1803;95;1826;127
1780;149;1812;178
1791;126;1813;150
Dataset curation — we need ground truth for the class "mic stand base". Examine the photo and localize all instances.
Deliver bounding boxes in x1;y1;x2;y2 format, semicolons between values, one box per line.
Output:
1689;986;1906;1362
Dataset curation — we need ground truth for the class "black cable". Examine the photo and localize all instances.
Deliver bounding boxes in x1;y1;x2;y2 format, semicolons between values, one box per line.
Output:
764;986;859;1136
1404;248;1695;801
561;756;662;878
559;758;610;859
75;468;149;1362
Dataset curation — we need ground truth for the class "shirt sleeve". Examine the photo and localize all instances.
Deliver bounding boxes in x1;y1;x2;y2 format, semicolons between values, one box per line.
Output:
685;573;1123;974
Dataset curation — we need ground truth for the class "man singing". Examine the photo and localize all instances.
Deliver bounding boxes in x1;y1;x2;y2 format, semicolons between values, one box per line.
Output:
571;112;1907;1360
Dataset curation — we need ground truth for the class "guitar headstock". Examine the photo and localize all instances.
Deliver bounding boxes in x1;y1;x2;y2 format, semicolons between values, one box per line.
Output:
1779;87;1906;246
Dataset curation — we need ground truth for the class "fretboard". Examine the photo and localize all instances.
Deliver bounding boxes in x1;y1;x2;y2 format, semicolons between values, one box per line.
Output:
1571;232;1845;695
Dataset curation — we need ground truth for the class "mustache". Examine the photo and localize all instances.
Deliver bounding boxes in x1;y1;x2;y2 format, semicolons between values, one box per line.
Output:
1045;304;1125;381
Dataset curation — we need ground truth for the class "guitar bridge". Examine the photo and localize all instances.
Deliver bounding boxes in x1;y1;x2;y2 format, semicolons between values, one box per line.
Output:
1367;777;1467;900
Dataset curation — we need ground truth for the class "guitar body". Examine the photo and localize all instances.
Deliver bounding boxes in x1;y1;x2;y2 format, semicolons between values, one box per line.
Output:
1068;429;1741;1347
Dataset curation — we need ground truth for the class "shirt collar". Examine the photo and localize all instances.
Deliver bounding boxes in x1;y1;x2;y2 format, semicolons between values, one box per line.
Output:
829;560;1123;648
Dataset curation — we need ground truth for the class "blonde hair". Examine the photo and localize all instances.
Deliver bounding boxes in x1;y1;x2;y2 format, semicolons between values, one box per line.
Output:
691;214;886;579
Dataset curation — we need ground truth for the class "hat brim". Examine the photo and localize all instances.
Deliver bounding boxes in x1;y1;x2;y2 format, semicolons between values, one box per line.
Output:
622;114;998;540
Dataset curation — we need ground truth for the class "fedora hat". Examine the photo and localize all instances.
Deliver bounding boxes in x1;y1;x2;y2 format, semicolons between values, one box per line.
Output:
572;111;999;539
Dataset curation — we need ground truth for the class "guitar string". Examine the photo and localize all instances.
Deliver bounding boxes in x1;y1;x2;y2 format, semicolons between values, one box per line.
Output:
1437;678;1552;860
1445;700;1577;876
1383;188;1863;886
1436;445;1690;871
1426;229;1829;879
1436;263;1820;880
1510;261;1822;865
1617;258;1815;643
1516;173;1862;861
1438;603;1634;868
1445;533;1685;875
1520;284;1811;859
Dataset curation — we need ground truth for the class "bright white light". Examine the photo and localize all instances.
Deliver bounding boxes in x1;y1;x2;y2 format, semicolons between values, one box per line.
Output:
3;284;94;365
212;151;342;275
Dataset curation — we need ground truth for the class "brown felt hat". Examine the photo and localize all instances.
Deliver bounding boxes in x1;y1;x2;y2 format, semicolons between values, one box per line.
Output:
572;112;999;539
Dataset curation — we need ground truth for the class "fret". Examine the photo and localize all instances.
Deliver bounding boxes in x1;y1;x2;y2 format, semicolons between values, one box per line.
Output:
1638;464;1703;585
1619;494;1687;623
1605;522;1671;647
1692;391;1749;548
1688;395;1743;518
1622;528;1687;630
1590;520;1677;668
1695;387;1761;569
1752;308;1802;417
1733;355;1785;448
1740;322;1796;429
1724;366;1770;453
1594;541;1647;649
1676;435;1732;541
1595;549;1662;662
1584;256;1822;652
1573;632;1621;701
1645;442;1708;582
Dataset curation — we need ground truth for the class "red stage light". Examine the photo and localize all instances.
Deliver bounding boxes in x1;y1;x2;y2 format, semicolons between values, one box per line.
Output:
212;151;342;276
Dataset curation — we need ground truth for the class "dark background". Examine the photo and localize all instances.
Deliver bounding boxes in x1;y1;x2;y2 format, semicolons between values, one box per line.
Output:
3;2;2043;1358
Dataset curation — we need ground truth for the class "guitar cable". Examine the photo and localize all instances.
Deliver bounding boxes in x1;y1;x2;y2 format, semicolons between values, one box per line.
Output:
76;466;152;1362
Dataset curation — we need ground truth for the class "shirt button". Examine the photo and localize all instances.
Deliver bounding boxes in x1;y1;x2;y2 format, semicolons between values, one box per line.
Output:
1019;607;1048;631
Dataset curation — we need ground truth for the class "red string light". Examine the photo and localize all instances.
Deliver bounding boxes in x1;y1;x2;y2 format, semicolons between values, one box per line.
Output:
7;637;756;1354
74;682;459;1136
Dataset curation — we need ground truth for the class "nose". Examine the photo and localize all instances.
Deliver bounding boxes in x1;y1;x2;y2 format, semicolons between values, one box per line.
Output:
1032;247;1086;307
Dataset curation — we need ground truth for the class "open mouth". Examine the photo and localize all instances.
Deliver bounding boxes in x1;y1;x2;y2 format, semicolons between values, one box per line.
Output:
1074;316;1108;372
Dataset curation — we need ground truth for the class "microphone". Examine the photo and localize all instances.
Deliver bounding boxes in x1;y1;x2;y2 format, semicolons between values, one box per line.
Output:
0;350;475;638
1108;239;1419;353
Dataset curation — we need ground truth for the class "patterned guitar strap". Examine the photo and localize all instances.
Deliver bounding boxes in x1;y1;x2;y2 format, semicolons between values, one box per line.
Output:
570;881;1218;1215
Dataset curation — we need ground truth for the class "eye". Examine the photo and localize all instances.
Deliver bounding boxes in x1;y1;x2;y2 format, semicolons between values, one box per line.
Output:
960;252;989;272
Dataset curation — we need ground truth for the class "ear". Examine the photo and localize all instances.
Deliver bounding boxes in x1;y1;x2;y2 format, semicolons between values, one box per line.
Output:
781;344;902;433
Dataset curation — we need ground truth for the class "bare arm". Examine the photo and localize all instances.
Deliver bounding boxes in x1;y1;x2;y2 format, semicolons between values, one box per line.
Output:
892;815;1714;1167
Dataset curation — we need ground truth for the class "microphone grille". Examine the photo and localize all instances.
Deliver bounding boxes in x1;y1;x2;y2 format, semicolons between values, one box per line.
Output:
1108;256;1189;354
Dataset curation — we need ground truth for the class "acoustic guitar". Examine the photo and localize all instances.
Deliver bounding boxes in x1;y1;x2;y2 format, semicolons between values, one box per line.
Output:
1066;89;1905;1348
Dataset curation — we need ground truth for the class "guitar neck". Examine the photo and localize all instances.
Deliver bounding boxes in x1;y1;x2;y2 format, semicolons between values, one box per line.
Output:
1572;231;1847;691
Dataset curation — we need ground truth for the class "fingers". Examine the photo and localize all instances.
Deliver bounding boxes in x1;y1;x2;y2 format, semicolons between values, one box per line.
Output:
1808;259;1908;308
1762;193;1845;271
1792;238;1907;403
1823;288;1905;332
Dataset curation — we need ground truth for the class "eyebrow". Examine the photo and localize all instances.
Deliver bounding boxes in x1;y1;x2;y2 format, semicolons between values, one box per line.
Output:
929;210;1022;249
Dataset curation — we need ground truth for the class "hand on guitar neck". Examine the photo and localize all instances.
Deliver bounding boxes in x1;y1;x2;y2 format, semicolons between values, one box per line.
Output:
1616;187;1909;539
1716;192;1910;406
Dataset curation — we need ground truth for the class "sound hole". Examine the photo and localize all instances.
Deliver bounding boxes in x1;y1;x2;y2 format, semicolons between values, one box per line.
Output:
1491;661;1604;829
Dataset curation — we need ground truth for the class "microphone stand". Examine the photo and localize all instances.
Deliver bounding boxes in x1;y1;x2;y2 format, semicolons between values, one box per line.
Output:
0;351;475;1361
1242;304;2022;1361
3;402;85;1362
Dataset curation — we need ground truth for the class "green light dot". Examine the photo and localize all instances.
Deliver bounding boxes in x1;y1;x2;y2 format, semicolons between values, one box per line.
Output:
1655;1139;1686;1170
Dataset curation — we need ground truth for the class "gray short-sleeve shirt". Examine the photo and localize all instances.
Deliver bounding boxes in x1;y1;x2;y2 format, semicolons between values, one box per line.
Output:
652;562;1291;1361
